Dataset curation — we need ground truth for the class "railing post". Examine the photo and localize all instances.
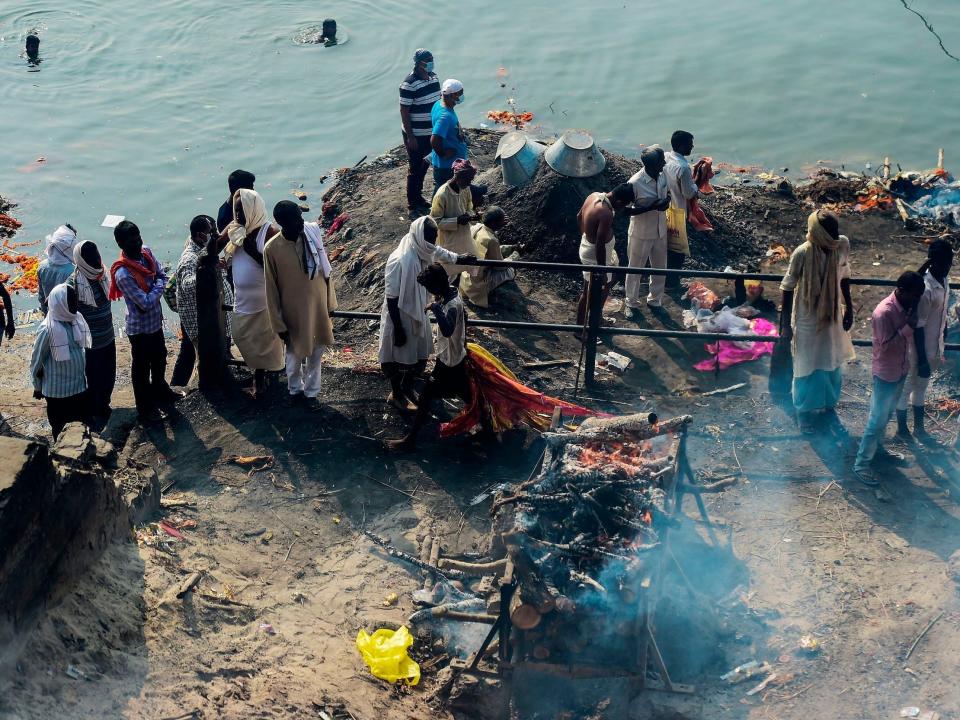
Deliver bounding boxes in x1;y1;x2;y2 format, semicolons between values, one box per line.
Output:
584;270;603;386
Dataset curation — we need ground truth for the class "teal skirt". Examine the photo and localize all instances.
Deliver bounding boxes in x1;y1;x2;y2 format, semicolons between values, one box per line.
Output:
792;368;842;412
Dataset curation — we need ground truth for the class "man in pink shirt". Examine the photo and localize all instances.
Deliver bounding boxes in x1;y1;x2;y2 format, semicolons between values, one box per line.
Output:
853;272;925;485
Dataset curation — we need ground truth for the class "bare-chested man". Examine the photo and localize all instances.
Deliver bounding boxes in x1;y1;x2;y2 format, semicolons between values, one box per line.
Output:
576;183;634;326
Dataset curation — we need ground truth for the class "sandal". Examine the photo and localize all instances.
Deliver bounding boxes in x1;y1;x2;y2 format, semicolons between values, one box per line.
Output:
852;467;879;487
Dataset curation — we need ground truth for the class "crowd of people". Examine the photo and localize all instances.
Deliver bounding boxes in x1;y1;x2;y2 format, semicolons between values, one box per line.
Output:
10;46;958;480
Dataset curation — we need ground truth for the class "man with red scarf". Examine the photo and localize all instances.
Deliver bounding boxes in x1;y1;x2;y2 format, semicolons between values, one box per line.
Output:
109;220;182;423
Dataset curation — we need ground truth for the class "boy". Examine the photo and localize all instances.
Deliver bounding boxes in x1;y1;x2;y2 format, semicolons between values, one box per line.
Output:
387;263;469;450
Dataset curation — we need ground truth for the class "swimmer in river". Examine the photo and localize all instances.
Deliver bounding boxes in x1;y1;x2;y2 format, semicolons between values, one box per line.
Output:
319;19;337;47
24;34;41;65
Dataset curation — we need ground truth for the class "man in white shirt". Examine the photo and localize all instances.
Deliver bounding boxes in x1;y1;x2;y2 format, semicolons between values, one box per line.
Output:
664;131;700;289
624;147;671;317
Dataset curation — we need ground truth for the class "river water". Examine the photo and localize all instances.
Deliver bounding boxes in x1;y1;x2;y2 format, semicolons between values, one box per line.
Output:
0;0;958;262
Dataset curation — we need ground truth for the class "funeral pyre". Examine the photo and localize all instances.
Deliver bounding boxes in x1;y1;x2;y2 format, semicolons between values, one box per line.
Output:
483;413;690;670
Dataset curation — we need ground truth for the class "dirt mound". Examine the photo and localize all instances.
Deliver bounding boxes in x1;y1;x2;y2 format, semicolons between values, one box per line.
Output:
795;170;869;205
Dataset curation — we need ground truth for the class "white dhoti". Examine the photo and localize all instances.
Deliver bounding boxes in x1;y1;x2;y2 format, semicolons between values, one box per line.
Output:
625;222;667;308
579;234;618;282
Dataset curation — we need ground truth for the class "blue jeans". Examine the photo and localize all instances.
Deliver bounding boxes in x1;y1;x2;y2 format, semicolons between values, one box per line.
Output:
854;375;906;471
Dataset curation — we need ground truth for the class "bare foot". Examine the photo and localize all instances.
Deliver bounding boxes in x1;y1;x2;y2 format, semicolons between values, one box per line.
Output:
386;392;417;412
384;436;416;452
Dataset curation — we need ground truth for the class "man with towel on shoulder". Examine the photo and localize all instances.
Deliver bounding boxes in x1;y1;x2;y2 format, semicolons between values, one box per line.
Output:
575;183;634;328
264;202;337;406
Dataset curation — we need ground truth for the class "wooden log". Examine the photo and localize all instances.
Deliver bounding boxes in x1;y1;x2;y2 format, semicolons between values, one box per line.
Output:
430;607;498;624
938;148;945;170
429;536;441;570
437;558;508;577
486;596;501;615
176;572;203;599
506;544;556;614
509;590;542;630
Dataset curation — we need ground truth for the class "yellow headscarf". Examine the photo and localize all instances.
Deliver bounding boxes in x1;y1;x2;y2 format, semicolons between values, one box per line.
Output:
799;210;842;327
233;188;268;234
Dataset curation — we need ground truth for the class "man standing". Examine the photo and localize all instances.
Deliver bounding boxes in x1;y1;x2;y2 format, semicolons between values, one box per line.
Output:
264;202;337;405
460;206;516;308
780;210;854;435
217;169;256;233
575;183;635;326
624;148;671;317
400;49;441;215
429;79;468;193
38;224;79;315
664;131;700;288
853;272;925;486
109;220;182;423
896;239;953;442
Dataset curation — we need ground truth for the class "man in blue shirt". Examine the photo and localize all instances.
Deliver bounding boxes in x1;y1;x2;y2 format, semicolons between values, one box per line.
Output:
110;220;183;423
429;78;468;195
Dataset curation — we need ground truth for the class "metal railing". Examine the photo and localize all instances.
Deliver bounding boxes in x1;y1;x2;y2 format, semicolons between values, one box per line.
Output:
332;257;960;385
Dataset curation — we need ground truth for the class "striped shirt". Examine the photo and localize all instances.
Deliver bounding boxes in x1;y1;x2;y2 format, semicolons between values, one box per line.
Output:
399;71;441;137
115;247;168;336
30;322;88;398
67;274;116;350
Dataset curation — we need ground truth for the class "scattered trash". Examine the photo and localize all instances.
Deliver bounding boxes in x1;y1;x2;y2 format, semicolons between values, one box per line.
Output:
597;351;631;373
222;454;275;475
884;535;909;550
355;625;420;685
260;531;274;544
721;660;771;684
259;623;277;635
292;190;307;201
683;281;721;311
243;527;268;537
701;382;747;397
745;672;778;696
101;214;125;228
382;592;399;607
65;665;86;681
799;635;820;653
158;521;185;540
901;709;921;719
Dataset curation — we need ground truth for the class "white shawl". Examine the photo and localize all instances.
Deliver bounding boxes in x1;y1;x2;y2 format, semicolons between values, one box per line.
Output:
389;217;440;332
43;284;92;361
303;222;332;280
72;241;110;307
44;225;78;266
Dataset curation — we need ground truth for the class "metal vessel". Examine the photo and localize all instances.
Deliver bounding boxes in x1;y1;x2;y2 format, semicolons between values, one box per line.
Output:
495;131;546;187
543;130;606;178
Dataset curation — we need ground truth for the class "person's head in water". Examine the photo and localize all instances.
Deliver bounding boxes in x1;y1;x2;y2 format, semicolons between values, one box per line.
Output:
79;240;102;269
482;206;506;232
671;130;695;157
321;18;337;41
273;201;305;241
414;48;434;76
114;220;143;258
895;271;925;311
924;238;954;281
227;169;255;197
609;183;635;210
190;215;213;247
25;34;39;60
640;147;666;178
417;263;450;298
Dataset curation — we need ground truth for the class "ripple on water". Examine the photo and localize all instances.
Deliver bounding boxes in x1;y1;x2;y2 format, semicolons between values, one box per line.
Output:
0;1;116;95
292;23;349;47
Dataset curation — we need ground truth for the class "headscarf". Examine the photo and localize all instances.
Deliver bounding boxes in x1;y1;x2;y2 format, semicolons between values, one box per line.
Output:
452;158;476;178
44;225;78;266
72;240;109;307
42;284;91;362
799;210;842;327
234;188;268;233
388;216;437;330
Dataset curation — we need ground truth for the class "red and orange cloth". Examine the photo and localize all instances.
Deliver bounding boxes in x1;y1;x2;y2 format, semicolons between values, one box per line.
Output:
108;248;158;301
440;344;608;437
689;157;716;232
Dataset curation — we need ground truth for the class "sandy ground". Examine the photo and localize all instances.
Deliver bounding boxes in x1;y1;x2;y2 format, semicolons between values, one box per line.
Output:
2;152;960;719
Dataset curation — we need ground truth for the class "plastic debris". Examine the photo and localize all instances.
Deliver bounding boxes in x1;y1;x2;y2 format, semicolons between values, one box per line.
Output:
900;709;920;719
259;623;277;635
799;634;820;653
721;660;771;684
382;592;399;607
65;665;86;681
355;626;420;685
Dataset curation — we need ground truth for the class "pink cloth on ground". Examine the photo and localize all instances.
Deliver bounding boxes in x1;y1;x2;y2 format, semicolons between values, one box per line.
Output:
694;317;778;371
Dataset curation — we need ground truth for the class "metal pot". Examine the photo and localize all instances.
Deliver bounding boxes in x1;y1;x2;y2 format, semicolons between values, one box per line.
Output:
544;130;606;178
495;131;546;187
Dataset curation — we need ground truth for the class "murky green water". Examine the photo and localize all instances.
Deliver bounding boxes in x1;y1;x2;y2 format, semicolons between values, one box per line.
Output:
0;0;958;263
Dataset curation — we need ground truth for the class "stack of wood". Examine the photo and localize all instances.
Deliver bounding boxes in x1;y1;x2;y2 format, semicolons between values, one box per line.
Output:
487;414;690;665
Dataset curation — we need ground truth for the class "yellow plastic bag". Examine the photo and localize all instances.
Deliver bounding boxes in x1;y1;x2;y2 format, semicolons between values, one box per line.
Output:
666;206;689;254
355;626;421;686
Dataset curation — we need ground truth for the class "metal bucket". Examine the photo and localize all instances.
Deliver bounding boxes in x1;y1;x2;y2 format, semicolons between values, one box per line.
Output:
544;130;606;178
495;131;546;187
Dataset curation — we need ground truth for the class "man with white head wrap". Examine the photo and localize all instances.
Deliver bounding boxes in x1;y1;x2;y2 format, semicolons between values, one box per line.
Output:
379;215;469;409
30;283;91;438
429;78;468;193
224;188;285;397
67;239;115;430
38;224;79;315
